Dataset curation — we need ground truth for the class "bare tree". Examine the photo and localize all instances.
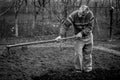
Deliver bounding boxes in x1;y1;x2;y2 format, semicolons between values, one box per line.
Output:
12;0;30;37
61;0;69;18
24;0;28;13
14;0;24;37
32;0;37;29
79;0;83;7
86;0;91;5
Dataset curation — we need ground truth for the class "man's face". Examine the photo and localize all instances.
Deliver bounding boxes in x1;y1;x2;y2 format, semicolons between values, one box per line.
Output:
78;5;89;17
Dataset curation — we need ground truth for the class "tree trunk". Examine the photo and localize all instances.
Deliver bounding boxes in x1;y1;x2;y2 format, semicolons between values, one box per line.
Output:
79;0;83;7
61;0;68;19
15;16;18;37
32;0;37;29
48;0;51;20
86;0;91;5
26;5;28;13
25;0;28;13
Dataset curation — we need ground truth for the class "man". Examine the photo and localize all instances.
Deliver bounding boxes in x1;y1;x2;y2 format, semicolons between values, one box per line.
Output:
56;5;94;72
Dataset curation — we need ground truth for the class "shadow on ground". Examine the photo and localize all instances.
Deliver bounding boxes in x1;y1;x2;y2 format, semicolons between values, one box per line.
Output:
31;68;120;80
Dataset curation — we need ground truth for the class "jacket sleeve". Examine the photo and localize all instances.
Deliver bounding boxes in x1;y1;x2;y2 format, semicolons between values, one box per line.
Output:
81;11;94;36
59;13;74;37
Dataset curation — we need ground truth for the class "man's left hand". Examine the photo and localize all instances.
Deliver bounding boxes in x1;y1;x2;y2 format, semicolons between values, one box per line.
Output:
75;32;82;38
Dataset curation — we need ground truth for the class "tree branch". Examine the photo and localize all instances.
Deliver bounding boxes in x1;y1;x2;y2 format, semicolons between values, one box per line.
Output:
0;1;15;16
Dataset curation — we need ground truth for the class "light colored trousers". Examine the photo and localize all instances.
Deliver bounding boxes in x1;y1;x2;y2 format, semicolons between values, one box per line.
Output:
74;33;93;71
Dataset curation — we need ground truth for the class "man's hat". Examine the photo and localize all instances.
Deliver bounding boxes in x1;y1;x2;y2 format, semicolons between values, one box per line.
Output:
78;5;90;17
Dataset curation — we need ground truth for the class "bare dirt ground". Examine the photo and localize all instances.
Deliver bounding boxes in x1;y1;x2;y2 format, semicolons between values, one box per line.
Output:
0;38;120;80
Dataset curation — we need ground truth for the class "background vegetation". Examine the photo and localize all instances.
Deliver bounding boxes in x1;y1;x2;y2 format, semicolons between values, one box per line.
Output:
0;0;120;40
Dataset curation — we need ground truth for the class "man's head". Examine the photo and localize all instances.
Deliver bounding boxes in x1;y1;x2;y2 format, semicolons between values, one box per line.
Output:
78;5;90;17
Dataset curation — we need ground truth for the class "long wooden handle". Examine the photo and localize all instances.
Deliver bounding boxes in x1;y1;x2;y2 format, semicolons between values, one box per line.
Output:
6;36;76;48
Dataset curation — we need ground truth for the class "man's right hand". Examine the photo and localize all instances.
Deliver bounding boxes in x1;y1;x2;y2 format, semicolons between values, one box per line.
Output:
55;36;62;41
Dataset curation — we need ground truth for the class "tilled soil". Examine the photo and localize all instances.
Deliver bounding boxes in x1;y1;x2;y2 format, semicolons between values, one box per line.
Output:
0;44;120;80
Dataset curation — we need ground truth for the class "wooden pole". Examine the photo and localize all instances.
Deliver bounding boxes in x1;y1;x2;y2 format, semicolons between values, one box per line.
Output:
6;36;76;48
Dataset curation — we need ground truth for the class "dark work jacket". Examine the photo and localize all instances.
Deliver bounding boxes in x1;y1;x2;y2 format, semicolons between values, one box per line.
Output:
60;10;94;39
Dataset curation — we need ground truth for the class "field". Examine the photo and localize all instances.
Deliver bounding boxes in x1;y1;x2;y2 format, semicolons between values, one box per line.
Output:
0;37;120;80
0;0;120;80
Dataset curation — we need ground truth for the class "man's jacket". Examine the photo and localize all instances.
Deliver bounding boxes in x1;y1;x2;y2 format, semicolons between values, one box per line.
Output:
60;10;94;39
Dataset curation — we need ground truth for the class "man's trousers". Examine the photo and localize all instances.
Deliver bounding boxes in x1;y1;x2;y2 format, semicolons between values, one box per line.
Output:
74;33;93;71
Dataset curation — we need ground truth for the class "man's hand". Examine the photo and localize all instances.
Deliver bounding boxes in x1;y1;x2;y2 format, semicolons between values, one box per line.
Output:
55;36;62;41
75;32;82;38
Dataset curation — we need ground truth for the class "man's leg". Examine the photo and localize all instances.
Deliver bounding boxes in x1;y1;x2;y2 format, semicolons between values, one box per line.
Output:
74;40;84;71
83;42;93;72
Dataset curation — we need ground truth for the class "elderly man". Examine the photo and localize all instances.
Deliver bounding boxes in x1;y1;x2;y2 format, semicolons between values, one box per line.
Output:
56;5;94;72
